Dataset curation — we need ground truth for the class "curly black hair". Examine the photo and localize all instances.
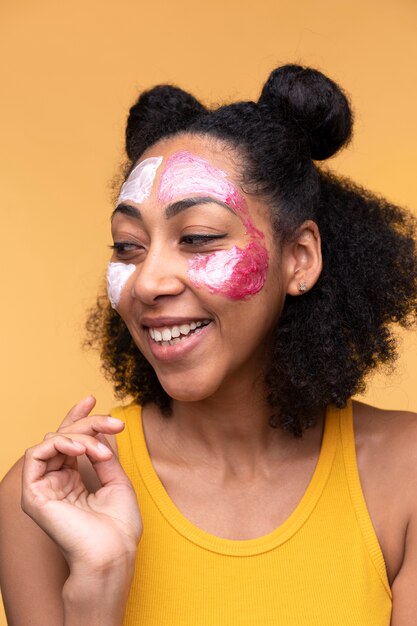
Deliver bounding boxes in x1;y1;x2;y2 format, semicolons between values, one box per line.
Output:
86;64;417;437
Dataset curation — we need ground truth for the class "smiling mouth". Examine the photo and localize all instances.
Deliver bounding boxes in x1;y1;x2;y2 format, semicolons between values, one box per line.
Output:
148;320;211;346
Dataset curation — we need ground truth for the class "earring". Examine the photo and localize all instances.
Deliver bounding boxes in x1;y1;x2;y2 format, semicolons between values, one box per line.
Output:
298;281;308;293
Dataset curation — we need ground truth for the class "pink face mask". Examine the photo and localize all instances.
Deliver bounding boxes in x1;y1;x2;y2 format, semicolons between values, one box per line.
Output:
158;151;269;299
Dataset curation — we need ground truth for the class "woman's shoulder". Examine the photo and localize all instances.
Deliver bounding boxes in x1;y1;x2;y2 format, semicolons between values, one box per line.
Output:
353;400;417;466
352;400;417;586
353;400;417;503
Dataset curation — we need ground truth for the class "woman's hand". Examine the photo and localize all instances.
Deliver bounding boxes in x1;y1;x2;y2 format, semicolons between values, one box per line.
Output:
21;396;142;577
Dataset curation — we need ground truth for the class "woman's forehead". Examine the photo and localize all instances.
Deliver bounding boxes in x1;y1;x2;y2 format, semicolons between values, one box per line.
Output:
157;150;245;212
144;133;243;183
119;135;245;209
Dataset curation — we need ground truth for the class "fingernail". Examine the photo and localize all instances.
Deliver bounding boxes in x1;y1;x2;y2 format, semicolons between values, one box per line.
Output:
97;442;112;455
70;439;85;449
107;416;124;426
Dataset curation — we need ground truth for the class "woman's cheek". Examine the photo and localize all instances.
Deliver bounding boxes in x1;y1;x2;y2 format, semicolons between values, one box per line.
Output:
107;262;136;309
188;240;269;300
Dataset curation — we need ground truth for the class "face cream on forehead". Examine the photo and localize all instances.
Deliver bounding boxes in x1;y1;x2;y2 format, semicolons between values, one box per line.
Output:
107;262;136;309
158;151;241;206
158;151;264;239
117;156;163;205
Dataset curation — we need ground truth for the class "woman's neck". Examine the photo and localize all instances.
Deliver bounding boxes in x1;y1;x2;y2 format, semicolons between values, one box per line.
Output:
146;382;321;473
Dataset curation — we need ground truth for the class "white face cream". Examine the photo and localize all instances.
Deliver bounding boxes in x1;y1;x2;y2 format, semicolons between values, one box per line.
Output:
117;156;163;205
109;156;162;308
107;262;136;309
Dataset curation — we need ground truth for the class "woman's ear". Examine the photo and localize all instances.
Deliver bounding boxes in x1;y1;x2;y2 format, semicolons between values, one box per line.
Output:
284;220;322;296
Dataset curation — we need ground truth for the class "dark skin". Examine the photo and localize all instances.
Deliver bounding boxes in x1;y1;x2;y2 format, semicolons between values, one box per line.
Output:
1;135;416;625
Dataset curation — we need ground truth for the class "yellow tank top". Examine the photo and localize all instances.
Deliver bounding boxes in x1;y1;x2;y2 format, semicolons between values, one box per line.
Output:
113;401;392;625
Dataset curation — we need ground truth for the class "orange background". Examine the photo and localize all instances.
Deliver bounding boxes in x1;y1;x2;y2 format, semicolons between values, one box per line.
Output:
1;0;417;622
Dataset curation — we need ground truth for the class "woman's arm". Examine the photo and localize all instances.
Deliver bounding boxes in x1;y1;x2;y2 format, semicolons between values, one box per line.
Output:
0;457;69;625
353;402;417;625
386;411;417;626
390;512;417;626
0;397;141;626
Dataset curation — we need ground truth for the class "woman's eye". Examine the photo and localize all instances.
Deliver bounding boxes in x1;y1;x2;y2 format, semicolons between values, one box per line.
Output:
180;234;227;246
109;242;144;257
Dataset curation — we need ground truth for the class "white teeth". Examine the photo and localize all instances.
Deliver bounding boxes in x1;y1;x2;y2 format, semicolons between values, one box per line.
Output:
162;328;172;341
148;320;210;345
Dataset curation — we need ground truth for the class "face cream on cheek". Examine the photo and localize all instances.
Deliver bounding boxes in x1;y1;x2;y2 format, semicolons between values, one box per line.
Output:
188;240;269;300
159;150;270;299
117;156;163;205
107;262;136;309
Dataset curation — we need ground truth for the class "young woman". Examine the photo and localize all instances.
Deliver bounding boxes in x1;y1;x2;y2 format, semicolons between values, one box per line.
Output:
1;65;417;626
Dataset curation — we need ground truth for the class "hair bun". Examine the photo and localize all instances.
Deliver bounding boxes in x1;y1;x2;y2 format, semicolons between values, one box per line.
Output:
126;85;206;161
258;64;353;160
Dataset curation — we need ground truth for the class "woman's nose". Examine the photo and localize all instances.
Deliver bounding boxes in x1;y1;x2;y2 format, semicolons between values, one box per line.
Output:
131;248;185;304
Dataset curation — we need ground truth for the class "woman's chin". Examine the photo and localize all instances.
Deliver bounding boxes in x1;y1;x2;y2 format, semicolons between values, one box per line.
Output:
158;376;220;404
162;387;213;403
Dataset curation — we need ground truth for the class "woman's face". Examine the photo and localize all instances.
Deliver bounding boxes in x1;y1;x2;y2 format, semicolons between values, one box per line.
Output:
109;135;291;402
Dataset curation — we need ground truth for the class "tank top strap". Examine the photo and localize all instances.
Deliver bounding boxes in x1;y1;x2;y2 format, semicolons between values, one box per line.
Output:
112;403;140;482
338;400;391;595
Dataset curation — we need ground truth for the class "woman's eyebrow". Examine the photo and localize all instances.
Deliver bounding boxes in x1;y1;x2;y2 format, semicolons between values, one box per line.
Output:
111;204;142;221
164;196;236;219
111;196;236;222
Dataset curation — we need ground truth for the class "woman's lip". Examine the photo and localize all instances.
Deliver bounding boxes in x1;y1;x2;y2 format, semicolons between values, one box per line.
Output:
146;322;212;361
141;316;211;328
